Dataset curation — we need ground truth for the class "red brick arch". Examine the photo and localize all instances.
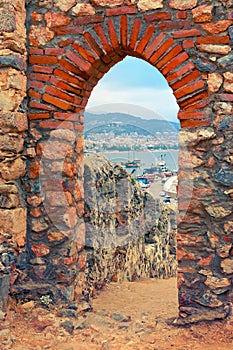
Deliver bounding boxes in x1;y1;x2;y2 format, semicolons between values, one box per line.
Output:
28;15;209;129
25;1;233;324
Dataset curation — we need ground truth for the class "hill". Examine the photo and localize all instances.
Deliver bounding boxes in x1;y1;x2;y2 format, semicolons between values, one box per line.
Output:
84;112;179;137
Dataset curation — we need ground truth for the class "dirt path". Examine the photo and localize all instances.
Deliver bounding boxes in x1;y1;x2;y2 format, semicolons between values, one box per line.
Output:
2;278;233;350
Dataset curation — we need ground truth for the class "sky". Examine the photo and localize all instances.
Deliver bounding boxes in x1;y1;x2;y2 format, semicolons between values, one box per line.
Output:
86;56;179;123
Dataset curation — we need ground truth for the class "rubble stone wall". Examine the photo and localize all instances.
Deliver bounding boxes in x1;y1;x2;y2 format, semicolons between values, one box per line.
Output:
84;154;177;297
0;0;27;319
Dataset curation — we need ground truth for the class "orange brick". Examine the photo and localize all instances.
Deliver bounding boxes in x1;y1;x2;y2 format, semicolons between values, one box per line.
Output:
180;91;208;109
174;29;201;38
39;120;73;129
143;32;166;60
33;65;53;74
59;58;89;81
74;15;104;25
174;80;205;100
30;101;56;111
184;98;208;111
156;45;183;69
55;26;83;35
136;24;155;54
107;18;119;50
176;11;187;19
181;119;210;128
84;32;104;57
171;70;200;90
45;48;64;56
29;55;58;65
120;15;128;48
106;6;136;16
28;113;50;120
28;89;41;100
43;93;75;111
29;48;43;55
72;43;97;64
29;73;51;82
196;36;230;44
166;62;195;83
59;39;73;47
159;21;190;31
66;50;91;72
45;85;74;103
178;111;208;120
94;24;112;54
150;38;174;65
54;68;85;88
129;18;141;50
54;112;80;121
29;81;44;89
183;40;194;49
49;77;81;96
144;12;171;22
163;52;188;76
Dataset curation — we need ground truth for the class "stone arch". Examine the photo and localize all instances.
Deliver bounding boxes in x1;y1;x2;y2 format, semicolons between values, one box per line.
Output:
20;1;233;324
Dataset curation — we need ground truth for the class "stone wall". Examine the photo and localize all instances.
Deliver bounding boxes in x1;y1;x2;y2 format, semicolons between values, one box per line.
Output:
24;0;233;323
0;0;231;324
84;154;177;297
0;0;27;319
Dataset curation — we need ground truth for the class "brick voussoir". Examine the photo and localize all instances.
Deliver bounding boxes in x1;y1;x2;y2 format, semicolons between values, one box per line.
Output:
156;45;183;70
107;18;120;50
161;52;189;76
84;31;106;57
120;15;128;49
166;62;195;84
42;93;76;111
58;58;89;81
129;18;142;51
65;50;92;72
179;91;209;109
94;24;113;54
72;43;98;64
171;70;200;90
174;79;205;99
135;24;155;54
149;37;175;65
142;32;167;60
178;111;209;120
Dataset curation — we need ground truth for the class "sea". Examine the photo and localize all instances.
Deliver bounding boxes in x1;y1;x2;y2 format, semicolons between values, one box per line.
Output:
102;150;179;176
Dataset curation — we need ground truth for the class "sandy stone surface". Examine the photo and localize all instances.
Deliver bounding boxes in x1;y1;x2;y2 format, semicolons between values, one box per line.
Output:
2;278;233;350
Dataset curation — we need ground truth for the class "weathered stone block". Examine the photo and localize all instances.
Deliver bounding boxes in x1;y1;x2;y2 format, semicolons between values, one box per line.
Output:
90;0;124;6
138;0;163;11
54;0;76;12
169;0;197;10
192;6;213;23
0;157;26;180
0;3;16;33
207;73;223;93
72;4;96;16
0;208;26;238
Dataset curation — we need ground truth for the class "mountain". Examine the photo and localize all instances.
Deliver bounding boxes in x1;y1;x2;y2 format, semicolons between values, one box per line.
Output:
84;112;180;136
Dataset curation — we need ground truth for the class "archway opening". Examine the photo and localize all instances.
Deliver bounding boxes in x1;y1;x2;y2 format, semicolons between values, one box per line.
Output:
83;56;180;320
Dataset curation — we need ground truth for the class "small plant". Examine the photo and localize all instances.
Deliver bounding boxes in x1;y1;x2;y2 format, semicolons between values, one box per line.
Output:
40;295;52;307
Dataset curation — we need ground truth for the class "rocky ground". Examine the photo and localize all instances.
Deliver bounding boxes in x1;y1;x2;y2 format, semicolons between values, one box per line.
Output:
1;278;233;350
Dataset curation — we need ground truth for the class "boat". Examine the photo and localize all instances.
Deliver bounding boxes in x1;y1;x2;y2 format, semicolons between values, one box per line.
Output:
122;159;141;168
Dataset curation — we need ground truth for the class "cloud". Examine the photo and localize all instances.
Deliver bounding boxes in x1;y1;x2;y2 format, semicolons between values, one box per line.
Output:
86;82;179;122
